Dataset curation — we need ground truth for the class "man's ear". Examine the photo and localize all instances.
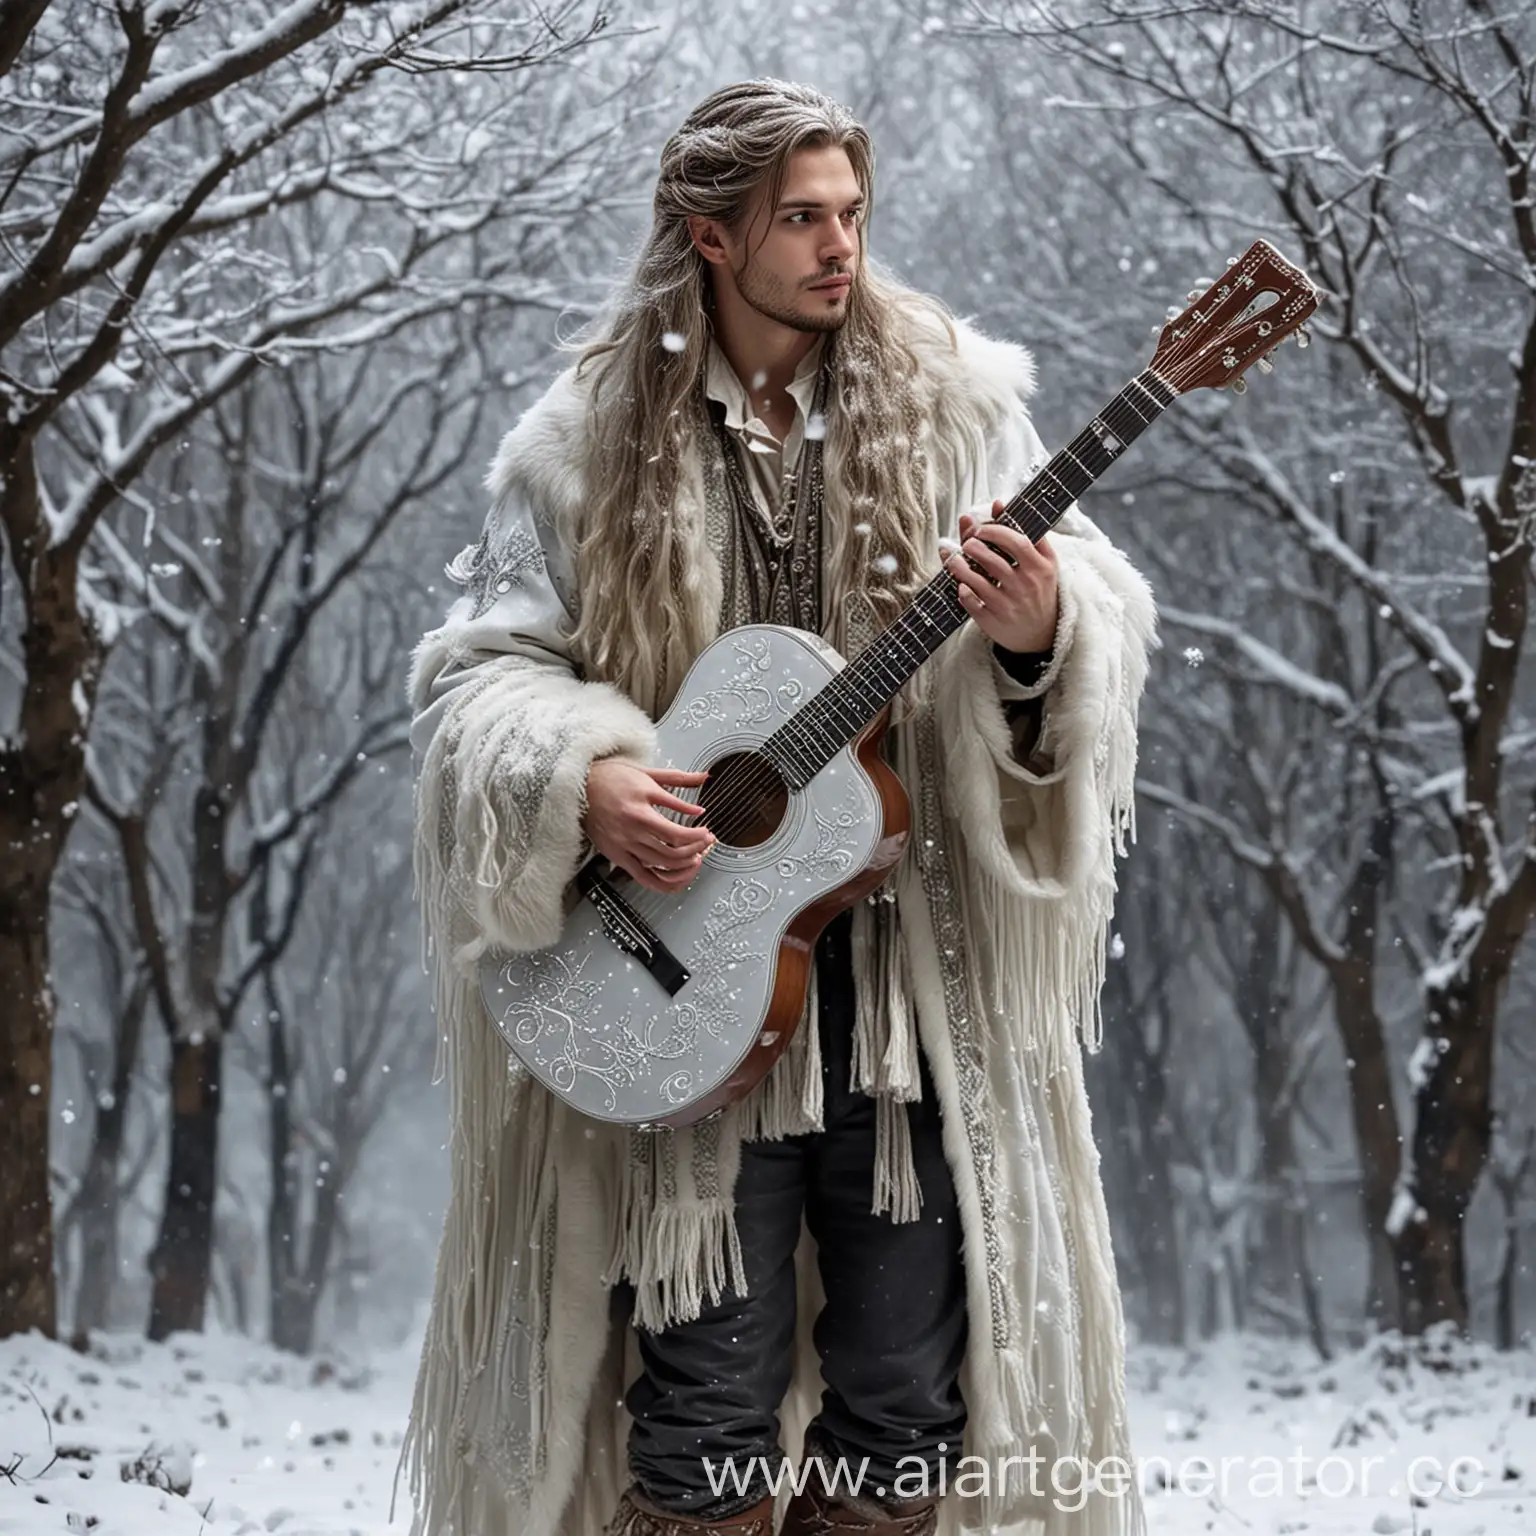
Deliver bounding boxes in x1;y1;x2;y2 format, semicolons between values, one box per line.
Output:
687;214;732;268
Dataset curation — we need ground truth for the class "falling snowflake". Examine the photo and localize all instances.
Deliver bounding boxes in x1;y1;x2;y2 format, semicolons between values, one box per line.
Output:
872;553;899;575
805;411;827;442
661;332;686;354
1183;646;1204;667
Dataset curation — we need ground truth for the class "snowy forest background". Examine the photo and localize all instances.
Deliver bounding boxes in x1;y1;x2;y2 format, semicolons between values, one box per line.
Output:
2;0;1533;1404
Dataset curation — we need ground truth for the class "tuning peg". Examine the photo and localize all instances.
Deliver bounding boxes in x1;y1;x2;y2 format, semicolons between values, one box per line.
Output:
1165;305;1181;320
1186;289;1202;301
1296;328;1311;349
1256;357;1274;374
1231;377;1248;395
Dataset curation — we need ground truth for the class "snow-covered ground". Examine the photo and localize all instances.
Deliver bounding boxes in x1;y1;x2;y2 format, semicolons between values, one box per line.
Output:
0;1329;418;1536
2;1324;1531;1533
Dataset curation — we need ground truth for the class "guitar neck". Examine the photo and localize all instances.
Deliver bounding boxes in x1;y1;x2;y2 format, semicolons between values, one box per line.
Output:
762;367;1176;787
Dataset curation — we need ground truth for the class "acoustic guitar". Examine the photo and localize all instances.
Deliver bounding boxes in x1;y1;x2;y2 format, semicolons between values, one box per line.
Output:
479;240;1321;1126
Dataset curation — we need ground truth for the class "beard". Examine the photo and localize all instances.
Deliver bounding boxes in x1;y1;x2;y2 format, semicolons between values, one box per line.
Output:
734;255;851;333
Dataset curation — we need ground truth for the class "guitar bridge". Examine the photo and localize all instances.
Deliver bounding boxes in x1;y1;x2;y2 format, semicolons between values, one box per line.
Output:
575;859;690;997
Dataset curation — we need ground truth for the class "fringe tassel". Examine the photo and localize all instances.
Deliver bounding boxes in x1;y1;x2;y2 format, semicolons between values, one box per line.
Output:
872;1095;922;1223
849;897;926;1220
606;1128;654;1291
798;972;824;1128
879;914;920;1101
974;862;1117;1084
736;969;822;1142
627;1200;748;1333
850;899;883;1096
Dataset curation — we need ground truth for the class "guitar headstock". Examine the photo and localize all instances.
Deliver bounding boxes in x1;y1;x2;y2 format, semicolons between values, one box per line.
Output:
1150;241;1322;396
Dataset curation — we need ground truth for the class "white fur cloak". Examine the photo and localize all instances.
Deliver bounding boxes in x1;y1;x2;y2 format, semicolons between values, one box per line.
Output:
399;309;1157;1536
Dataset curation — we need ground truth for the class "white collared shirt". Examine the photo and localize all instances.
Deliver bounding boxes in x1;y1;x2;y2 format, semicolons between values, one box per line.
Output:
703;335;825;535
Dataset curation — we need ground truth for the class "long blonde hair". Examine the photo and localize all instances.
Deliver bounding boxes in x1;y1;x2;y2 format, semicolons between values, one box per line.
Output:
570;79;951;708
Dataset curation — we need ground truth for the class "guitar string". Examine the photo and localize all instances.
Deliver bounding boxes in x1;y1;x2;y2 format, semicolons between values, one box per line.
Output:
614;304;1296;929
612;373;1173;930
693;379;1160;828
682;318;1273;839
633;371;1172;882
677;270;1309;848
687;375;1170;834
579;280;1307;995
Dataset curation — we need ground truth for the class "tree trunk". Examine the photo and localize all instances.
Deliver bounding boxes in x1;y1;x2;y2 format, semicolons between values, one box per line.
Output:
1234;897;1299;1321
267;1000;305;1353
1490;1126;1531;1351
272;1167;344;1357
73;1181;122;1340
1131;1078;1186;1344
1393;974;1496;1334
147;1036;223;1339
1288;1187;1332;1361
0;444;98;1340
1095;955;1185;1345
70;1130;127;1339
0;908;57;1337
1249;1016;1329;1357
1331;955;1402;1326
67;979;148;1337
1495;1207;1520;1351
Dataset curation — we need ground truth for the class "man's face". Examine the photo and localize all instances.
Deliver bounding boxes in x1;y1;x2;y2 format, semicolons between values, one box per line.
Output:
722;144;864;333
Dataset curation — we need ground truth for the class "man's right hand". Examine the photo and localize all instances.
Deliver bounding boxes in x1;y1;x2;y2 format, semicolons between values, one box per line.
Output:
582;758;715;894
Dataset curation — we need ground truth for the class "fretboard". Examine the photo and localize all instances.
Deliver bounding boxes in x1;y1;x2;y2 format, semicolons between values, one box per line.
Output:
762;367;1175;788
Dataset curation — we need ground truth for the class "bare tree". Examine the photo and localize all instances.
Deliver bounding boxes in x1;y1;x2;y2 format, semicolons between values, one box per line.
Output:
0;0;626;1338
84;321;484;1338
259;827;429;1354
1095;835;1194;1344
945;0;1536;1331
50;855;155;1339
1488;1117;1534;1349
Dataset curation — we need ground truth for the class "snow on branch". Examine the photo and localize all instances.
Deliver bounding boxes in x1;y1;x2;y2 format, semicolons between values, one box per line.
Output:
1136;777;1274;872
1159;606;1356;719
46;168;339;303
0;2;347;178
1228;425;1479;723
1137;776;1350;969
45;266;482;552
239;719;412;892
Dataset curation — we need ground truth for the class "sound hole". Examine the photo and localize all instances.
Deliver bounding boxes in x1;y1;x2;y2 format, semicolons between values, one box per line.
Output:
698;752;788;850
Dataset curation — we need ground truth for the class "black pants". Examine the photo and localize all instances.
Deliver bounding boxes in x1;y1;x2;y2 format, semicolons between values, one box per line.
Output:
620;909;969;1517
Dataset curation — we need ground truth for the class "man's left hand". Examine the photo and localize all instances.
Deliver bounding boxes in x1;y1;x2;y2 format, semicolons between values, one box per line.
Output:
945;500;1059;655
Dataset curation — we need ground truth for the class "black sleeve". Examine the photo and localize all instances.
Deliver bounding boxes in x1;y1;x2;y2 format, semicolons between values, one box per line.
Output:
992;641;1054;690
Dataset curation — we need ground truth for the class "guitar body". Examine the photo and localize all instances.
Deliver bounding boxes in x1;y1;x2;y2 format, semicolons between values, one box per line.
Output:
478;623;911;1127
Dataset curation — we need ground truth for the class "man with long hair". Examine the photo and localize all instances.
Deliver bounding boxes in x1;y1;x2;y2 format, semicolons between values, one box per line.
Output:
403;80;1154;1536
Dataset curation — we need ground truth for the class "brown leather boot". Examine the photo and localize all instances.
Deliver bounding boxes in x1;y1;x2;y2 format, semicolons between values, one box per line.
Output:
605;1482;776;1536
777;1477;939;1536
